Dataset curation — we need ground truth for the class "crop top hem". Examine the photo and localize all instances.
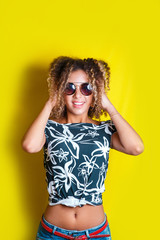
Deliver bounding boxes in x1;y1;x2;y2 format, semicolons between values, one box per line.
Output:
48;200;95;208
48;196;102;208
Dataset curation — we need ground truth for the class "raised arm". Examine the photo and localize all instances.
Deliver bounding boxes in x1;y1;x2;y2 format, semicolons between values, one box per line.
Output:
101;92;144;155
21;98;55;153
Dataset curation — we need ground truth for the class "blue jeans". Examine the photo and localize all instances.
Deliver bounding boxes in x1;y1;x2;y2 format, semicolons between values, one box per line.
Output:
36;214;112;240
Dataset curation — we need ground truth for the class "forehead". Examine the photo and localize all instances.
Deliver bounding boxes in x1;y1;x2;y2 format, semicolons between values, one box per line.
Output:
68;70;89;83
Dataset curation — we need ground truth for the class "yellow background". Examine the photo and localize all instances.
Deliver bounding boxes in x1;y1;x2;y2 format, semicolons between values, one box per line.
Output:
0;0;159;239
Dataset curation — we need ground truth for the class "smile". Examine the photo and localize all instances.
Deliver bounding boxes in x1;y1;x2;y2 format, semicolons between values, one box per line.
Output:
72;102;85;107
73;102;84;105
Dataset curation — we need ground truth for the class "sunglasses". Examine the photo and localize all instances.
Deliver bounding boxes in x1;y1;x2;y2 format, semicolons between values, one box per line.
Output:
64;82;93;96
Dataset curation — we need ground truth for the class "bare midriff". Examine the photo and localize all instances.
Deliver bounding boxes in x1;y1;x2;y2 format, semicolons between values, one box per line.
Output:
43;204;105;230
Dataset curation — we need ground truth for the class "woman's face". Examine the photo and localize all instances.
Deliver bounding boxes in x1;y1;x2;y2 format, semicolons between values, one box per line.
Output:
64;70;93;117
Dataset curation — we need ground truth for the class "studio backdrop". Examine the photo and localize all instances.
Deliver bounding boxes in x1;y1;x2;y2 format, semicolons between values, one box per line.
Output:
0;0;159;239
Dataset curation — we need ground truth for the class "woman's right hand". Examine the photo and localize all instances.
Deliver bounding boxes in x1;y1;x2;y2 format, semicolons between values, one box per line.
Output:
46;95;57;111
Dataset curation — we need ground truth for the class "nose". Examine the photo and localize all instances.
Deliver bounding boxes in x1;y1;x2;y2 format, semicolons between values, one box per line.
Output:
73;86;82;98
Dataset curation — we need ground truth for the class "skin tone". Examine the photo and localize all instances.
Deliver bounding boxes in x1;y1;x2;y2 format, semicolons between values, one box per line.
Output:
22;69;144;230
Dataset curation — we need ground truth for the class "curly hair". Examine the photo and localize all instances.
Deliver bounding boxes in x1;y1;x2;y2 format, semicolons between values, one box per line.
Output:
47;56;111;120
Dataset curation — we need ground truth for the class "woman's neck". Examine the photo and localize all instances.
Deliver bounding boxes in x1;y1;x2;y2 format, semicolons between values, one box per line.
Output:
61;113;91;124
67;116;91;124
60;113;100;125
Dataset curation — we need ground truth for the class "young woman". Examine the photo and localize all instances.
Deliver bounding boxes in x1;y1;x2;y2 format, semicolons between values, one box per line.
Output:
22;56;144;240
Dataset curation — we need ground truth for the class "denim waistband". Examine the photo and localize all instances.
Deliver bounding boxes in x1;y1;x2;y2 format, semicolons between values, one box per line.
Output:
42;213;107;236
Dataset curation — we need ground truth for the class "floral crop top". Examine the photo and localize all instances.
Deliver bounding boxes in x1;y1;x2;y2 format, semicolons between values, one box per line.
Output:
43;119;117;207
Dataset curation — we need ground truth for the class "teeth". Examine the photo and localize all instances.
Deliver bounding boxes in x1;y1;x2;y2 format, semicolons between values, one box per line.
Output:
73;102;83;105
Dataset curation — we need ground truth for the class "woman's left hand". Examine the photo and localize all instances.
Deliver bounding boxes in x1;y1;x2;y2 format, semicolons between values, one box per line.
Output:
98;80;113;112
101;90;112;111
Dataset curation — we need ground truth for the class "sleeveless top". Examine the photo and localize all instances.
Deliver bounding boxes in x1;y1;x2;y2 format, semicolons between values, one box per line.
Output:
43;119;117;207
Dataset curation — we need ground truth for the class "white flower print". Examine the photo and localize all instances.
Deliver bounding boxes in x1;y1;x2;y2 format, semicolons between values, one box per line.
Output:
47;125;85;159
78;155;99;176
52;148;69;162
48;179;63;198
74;180;93;196
80;123;106;132
77;160;108;198
74;181;105;197
96;162;107;190
78;166;87;177
92;136;110;159
45;164;53;175
76;160;107;197
85;130;99;138
48;180;58;196
76;155;100;197
99;162;107;175
45;141;56;165
52;156;82;193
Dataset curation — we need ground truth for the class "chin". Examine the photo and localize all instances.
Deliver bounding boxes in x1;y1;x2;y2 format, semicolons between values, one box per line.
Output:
68;108;89;116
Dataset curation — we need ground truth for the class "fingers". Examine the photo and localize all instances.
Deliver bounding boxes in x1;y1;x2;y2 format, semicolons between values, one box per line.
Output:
96;79;105;92
48;95;56;109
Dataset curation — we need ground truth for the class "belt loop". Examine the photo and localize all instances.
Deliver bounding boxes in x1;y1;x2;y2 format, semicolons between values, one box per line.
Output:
52;225;57;234
85;230;90;239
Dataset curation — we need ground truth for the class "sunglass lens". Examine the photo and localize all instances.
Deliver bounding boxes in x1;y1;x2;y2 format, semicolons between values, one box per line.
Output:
64;83;75;95
81;83;92;96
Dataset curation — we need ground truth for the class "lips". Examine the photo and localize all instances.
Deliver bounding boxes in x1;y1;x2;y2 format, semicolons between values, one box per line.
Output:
73;102;83;105
72;101;85;108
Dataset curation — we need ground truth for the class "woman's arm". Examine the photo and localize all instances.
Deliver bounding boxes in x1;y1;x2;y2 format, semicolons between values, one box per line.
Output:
101;92;144;155
21;98;55;153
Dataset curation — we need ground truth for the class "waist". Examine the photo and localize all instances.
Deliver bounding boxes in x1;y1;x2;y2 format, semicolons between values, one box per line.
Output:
44;204;105;230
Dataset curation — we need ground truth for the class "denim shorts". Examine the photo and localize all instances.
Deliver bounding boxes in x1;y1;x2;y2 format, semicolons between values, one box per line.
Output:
36;214;112;240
